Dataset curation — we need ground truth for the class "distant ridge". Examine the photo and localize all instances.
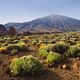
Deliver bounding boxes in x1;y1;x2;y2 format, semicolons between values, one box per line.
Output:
5;14;80;33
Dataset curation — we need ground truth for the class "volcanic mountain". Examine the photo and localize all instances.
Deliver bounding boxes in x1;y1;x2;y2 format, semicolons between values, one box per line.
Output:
5;14;80;33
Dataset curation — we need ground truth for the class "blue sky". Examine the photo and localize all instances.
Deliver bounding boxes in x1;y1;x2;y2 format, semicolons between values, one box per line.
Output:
0;0;80;24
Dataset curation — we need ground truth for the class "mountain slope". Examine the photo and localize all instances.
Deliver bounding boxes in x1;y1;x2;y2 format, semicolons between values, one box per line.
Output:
5;14;80;33
0;24;8;35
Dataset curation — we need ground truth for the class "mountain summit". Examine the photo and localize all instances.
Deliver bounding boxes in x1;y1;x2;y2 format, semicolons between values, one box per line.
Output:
5;14;80;33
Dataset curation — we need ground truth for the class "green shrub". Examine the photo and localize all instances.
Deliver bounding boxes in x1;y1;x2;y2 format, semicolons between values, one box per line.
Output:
39;44;48;51
67;40;76;45
6;44;27;53
18;41;27;51
67;46;80;57
18;44;27;51
31;40;38;46
38;49;48;59
14;40;19;44
51;42;69;54
45;44;55;52
6;44;20;50
11;49;18;54
10;55;43;76
40;42;69;54
10;58;22;75
0;47;7;53
46;52;62;64
39;44;54;53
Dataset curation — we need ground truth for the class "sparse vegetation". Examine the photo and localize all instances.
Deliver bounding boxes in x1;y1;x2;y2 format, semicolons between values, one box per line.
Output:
0;32;80;80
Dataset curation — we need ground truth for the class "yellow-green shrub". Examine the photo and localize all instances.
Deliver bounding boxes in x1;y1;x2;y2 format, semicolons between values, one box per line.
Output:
10;55;43;76
46;52;62;64
0;47;6;53
67;46;80;57
38;49;48;59
6;44;27;54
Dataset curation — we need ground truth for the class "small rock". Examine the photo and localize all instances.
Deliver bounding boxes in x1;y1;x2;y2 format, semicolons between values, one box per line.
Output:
73;63;78;69
52;67;55;70
48;63;53;67
76;57;80;60
62;64;67;69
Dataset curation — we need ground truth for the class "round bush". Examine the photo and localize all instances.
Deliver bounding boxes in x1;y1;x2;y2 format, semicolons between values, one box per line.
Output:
10;55;43;76
6;44;20;50
45;44;55;52
31;39;39;46
38;49;48;59
46;52;62;64
39;44;48;51
0;47;6;53
11;49;18;54
6;44;27;53
51;42;69;54
67;46;80;57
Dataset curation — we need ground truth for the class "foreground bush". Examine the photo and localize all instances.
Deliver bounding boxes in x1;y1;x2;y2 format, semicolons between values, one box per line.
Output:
46;52;62;64
10;55;43;76
67;46;80;57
